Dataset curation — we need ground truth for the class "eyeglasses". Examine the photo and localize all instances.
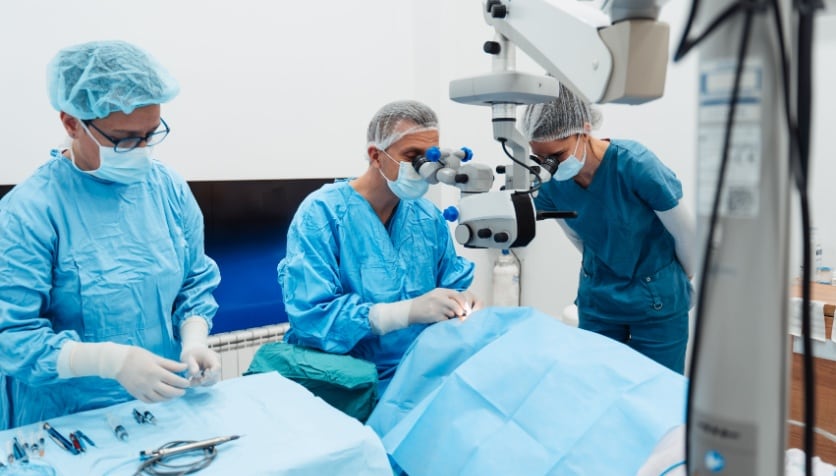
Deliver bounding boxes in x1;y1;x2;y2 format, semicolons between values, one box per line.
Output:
83;118;170;152
380;149;406;164
529;134;585;165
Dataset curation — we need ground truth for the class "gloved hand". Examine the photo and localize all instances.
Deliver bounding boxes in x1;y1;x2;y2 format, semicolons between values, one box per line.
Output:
180;346;221;387
57;341;190;403
179;316;221;387
407;288;467;324
369;288;468;335
457;290;484;317
116;346;191;402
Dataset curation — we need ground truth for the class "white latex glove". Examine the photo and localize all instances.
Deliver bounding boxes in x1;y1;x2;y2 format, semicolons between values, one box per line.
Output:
457;290;484;318
688;276;696;310
180;347;221;387
407;288;467;324
117;347;191;402
368;288;468;335
57;341;190;403
179;317;221;387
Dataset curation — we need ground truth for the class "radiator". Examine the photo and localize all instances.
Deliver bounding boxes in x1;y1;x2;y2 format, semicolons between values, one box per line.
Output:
207;323;289;380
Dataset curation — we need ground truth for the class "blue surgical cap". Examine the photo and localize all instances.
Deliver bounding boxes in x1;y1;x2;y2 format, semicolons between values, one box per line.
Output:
47;40;180;120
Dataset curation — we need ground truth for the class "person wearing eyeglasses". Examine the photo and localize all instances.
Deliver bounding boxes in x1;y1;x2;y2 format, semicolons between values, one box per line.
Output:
521;84;696;374
0;40;221;429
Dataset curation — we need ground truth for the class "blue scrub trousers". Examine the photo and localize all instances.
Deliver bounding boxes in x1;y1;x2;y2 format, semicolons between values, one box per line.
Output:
579;311;689;374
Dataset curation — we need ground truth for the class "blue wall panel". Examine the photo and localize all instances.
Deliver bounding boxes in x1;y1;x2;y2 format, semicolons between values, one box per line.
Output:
190;179;331;334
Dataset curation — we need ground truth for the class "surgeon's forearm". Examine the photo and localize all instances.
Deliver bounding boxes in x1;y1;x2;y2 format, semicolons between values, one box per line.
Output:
180;316;210;349
558;219;583;253
285;295;378;353
175;184;221;328
57;341;128;379
655;204;697;278
368;300;411;335
173;257;220;329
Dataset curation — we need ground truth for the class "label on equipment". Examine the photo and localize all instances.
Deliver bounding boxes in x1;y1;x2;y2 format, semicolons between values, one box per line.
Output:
697;59;764;219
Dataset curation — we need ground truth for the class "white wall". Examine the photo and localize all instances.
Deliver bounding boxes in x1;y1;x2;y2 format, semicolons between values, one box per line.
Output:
0;0;415;183
1;1;833;317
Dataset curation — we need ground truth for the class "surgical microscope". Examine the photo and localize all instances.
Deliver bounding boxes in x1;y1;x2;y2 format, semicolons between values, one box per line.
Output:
425;0;815;474
429;0;670;250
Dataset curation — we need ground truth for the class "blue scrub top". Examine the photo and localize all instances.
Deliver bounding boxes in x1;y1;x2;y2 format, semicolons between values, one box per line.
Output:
0;150;220;429
535;140;691;321
278;180;474;384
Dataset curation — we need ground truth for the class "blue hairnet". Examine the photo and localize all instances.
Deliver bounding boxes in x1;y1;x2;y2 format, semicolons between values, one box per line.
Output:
367;100;438;152
521;83;602;142
47;40;179;120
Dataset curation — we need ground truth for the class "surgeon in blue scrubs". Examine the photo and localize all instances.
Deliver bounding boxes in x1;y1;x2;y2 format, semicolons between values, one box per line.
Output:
521;84;696;373
278;100;480;391
0;41;222;429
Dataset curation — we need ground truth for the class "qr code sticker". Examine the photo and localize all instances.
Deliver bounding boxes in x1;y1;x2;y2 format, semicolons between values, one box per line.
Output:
725;187;755;214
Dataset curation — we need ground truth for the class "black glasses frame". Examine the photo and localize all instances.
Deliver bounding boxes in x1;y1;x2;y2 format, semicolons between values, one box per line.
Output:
83;118;170;152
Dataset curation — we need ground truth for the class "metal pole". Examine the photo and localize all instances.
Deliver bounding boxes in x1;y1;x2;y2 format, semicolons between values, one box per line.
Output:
688;0;792;473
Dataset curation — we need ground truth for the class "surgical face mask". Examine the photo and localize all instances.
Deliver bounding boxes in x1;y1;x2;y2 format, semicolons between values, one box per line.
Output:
552;135;587;182
379;149;429;200
73;122;153;184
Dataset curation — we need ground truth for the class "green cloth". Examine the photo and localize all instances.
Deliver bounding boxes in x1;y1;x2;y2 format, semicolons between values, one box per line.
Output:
245;341;379;422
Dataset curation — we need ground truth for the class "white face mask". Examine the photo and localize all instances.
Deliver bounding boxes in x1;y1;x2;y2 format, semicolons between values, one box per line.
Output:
551;134;587;182
72;122;153;184
379;150;429;200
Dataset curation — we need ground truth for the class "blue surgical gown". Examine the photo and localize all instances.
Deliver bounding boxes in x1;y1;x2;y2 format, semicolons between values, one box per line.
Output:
0;150;220;429
535;140;691;369
278;180;474;388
